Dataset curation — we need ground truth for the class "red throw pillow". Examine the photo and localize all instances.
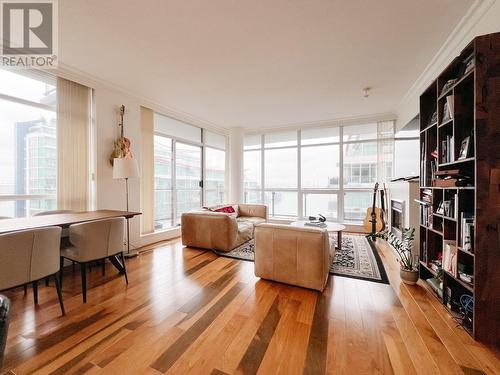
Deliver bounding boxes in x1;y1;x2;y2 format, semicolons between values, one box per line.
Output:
213;206;235;214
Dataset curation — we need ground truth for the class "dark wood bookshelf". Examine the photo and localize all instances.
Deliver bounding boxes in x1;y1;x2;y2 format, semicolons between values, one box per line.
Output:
418;32;500;346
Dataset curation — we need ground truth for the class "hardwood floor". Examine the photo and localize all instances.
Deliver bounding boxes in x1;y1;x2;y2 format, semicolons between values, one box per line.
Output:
1;237;499;374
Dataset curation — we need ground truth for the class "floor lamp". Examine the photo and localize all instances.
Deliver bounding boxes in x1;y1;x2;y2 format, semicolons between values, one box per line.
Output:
113;158;140;257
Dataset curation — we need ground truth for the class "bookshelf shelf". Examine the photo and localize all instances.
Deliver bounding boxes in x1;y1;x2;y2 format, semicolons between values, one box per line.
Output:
438;118;453;128
420;122;437;133
444;270;474;293
438;157;475;167
418;32;500;346
437;69;475;100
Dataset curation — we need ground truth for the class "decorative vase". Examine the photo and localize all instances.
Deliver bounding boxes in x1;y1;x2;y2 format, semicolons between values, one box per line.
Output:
400;269;419;285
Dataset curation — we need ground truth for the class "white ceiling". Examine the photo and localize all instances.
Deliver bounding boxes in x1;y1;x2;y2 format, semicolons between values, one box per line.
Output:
59;0;472;130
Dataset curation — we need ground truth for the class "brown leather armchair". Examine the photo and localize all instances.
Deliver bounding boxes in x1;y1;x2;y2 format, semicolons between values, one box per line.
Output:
254;223;333;291
181;204;267;252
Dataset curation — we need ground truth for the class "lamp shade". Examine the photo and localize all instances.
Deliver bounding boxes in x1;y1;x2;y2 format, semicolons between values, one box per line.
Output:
113;158;140;179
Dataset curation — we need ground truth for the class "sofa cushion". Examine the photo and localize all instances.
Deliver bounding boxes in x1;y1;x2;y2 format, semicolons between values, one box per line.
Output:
235;221;254;247
236;216;266;225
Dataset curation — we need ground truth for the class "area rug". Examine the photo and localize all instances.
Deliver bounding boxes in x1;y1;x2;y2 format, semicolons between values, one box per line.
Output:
213;234;389;284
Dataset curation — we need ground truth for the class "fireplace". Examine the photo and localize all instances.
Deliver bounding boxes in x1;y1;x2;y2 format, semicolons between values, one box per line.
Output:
390;199;404;238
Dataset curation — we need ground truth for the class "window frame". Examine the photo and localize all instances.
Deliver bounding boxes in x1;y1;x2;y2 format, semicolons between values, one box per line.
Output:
243;122;396;223
153;123;227;230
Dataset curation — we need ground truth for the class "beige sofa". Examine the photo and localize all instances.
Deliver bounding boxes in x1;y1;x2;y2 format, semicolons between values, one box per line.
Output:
254;223;333;291
181;204;267;252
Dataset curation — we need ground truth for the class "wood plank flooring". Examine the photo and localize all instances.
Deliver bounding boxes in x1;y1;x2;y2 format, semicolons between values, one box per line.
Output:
1;237;499;374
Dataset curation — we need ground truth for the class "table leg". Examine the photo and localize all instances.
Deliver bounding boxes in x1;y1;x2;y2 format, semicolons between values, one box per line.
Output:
337;231;342;250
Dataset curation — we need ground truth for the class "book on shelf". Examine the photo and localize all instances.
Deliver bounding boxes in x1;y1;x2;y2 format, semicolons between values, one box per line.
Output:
446;95;454;120
460;212;474;252
420;204;433;227
443;240;458;277
441;135;454;163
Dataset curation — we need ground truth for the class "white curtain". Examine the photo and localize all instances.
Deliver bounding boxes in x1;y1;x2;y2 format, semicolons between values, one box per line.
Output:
140;106;155;234
56;78;90;210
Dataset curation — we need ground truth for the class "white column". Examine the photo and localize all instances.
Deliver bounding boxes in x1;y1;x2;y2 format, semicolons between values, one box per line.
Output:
228;127;244;203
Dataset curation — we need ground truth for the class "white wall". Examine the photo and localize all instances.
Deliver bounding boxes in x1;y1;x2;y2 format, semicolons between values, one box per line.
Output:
396;0;500;129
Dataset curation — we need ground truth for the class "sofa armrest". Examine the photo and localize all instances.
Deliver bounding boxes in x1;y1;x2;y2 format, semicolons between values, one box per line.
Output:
181;212;238;252
238;204;268;220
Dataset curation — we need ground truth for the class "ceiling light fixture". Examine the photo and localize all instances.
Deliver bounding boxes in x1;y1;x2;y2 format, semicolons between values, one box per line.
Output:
363;87;371;98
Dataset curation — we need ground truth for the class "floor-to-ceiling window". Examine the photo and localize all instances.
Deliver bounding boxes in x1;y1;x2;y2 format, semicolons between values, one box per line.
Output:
153;113;227;230
0;70;57;217
243;121;395;223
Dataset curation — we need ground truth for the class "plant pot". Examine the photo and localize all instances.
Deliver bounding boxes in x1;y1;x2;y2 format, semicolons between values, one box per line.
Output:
400;269;419;285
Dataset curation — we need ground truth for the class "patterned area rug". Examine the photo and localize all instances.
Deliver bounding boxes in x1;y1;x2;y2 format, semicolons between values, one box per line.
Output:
213;234;389;284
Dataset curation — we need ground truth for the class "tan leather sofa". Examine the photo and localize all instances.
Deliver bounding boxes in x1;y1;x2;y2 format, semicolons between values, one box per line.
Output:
254;223;333;291
181;204;267;252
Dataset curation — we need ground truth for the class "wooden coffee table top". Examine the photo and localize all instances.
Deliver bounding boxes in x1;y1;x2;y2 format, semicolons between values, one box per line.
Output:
290;221;346;232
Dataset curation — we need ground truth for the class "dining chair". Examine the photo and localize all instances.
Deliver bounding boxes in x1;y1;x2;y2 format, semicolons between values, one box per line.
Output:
60;217;128;303
34;210;79;283
0;227;65;315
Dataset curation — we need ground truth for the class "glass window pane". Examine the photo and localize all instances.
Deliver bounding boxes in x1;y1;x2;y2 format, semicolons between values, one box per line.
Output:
244;134;261;150
244;150;261;189
205;190;225;206
205;147;225;190
394;139;419;178
301;127;339;145
264;148;297;188
154;135;172;230
303;193;337;219
154;112;201;143
175;143;202;222
265;191;297;217
176;190;201;223
343;123;377;142
0;97;57;218
343;142;377;188
344;191;372;221
264;131;297;148
205;131;226;149
244;190;262;204
0;198;56;218
0;70;56;107
154;190;172;230
301;145;339;188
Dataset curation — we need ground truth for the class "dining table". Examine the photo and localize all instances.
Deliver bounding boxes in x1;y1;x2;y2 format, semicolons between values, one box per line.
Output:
0;210;142;273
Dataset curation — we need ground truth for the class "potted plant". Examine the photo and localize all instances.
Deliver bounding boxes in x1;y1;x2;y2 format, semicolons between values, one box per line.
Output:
373;228;419;285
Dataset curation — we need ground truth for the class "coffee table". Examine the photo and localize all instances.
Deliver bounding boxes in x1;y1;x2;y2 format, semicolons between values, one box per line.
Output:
290;221;346;250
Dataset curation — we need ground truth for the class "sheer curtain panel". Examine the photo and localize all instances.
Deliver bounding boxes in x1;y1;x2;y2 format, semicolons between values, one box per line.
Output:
140;106;155;234
56;78;90;211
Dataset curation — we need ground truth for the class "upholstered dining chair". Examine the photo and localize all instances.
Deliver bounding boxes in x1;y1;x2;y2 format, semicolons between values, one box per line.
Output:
0;227;65;315
60;217;128;303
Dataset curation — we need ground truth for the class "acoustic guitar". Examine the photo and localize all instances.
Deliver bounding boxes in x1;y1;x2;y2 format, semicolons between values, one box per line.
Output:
363;182;386;234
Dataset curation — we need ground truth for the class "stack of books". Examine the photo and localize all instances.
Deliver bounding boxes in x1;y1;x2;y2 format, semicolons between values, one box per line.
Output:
432;169;471;187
